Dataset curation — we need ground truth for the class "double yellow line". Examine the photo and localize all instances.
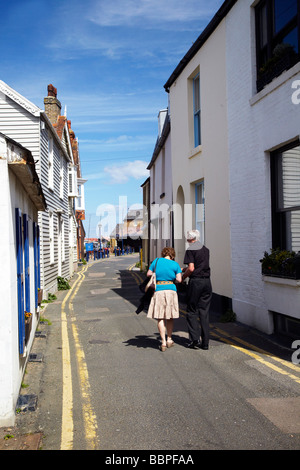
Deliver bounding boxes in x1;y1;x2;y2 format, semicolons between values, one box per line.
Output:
179;307;300;385
60;263;99;450
129;264;144;286
210;326;300;384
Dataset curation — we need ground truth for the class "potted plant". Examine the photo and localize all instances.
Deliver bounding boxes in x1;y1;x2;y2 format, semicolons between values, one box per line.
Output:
24;311;32;344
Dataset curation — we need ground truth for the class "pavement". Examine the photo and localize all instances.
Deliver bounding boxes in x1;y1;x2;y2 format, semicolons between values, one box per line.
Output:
0;260;296;450
0;430;42;450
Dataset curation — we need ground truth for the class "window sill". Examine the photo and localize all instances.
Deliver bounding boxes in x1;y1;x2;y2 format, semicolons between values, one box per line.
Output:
262;275;300;287
262;275;300;319
188;145;202;159
250;62;300;106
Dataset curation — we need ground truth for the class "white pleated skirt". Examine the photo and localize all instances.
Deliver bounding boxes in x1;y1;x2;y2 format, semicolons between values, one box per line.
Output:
147;290;179;320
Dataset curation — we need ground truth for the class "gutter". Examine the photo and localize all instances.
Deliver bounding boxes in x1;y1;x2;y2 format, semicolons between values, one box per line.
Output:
164;0;238;92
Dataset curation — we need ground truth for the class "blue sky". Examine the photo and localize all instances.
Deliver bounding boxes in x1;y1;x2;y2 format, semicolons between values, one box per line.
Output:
1;0;223;237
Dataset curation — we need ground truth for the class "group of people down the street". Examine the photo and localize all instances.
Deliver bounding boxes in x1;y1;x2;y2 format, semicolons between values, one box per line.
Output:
144;229;212;351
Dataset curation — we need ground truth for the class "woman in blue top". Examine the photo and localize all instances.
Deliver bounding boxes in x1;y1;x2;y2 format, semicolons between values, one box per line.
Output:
147;247;182;351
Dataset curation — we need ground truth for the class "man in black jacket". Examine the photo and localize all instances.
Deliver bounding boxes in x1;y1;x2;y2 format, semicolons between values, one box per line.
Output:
182;230;212;350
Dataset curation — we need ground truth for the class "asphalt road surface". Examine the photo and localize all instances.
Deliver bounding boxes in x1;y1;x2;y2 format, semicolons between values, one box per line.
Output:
11;253;300;453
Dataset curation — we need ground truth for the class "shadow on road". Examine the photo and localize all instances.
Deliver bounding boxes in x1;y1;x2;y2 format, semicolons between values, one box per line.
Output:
111;268;143;310
123;332;190;350
111;269;294;361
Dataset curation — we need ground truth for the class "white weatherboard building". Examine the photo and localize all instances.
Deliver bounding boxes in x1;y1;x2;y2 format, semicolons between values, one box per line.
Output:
0;81;76;298
0;80;84;425
164;0;300;334
0;133;46;426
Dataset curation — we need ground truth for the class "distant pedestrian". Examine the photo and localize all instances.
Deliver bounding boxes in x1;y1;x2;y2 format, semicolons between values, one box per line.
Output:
147;247;182;351
182;230;212;350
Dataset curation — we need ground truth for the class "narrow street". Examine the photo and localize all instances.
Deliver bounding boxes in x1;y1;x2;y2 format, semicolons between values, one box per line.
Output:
4;253;300;452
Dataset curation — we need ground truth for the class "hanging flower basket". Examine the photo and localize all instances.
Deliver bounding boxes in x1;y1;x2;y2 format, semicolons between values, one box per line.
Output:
25;311;32;344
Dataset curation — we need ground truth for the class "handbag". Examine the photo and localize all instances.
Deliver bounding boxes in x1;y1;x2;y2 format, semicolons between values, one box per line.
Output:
138;277;149;294
145;258;159;294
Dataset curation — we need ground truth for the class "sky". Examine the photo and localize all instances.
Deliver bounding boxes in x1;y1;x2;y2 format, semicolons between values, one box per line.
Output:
1;0;224;238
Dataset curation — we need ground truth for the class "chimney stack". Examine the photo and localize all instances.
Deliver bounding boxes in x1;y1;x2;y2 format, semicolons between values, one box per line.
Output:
44;84;61;124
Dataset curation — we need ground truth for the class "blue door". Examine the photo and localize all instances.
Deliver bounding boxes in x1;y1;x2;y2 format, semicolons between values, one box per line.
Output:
33;221;41;308
16;208;25;354
23;214;30;313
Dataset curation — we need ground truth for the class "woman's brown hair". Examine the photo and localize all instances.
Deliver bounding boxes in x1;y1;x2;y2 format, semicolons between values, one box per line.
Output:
161;247;176;260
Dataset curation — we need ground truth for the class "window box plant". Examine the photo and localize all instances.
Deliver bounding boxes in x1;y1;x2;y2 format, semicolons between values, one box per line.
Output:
260;248;300;279
257;44;298;92
261;249;300;320
25;311;32;344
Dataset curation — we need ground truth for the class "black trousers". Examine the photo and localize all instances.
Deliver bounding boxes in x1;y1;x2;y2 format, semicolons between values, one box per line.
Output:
186;278;212;346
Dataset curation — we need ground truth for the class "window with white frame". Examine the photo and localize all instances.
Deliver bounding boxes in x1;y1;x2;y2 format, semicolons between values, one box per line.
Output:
193;74;201;147
161;147;165;196
76;179;86;211
68;164;77;197
151;164;156;202
77;183;82;208
60;154;64;199
49;211;54;264
48;136;54;190
61;218;65;262
195;181;205;243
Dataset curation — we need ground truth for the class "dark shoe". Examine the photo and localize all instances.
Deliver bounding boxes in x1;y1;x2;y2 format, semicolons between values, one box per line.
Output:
201;344;209;350
187;340;201;349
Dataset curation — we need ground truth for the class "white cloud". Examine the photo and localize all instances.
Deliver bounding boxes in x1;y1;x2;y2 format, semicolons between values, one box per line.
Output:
54;90;163;121
87;0;222;29
47;0;225;65
80;135;154;146
103;160;149;184
73;116;155;129
84;171;106;181
84;159;149;183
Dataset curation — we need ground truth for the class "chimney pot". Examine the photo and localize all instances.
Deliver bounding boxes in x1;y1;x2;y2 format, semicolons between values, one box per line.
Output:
47;84;57;98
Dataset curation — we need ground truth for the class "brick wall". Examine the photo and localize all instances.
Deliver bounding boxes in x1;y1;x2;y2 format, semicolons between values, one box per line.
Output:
226;0;300;333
